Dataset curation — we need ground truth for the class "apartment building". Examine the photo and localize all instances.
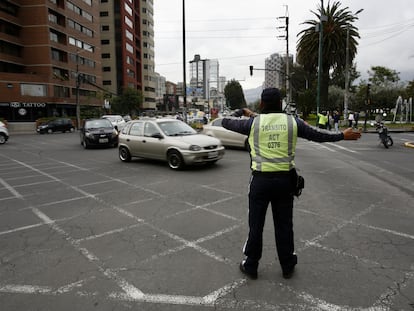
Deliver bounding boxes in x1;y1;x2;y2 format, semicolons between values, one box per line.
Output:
264;53;286;90
0;0;102;122
99;0;155;110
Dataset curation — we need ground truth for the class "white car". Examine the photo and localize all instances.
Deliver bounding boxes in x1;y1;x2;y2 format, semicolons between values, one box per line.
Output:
0;121;9;144
201;117;248;149
101;115;126;130
118;118;225;170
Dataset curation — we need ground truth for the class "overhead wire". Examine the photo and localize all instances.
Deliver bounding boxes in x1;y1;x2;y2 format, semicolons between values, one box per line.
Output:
155;15;414;66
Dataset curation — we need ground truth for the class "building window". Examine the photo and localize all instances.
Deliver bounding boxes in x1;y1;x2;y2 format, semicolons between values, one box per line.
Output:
126;43;133;53
54;85;70;97
103;80;112;85
100;11;109;17
126;56;134;65
124;3;132;15
125;29;133;41
124;16;133;28
102;53;110;59
101;25;109;31
101;39;110;45
103;67;111;72
126;69;135;78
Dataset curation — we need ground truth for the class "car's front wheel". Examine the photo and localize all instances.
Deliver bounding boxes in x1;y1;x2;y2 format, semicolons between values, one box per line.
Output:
0;133;6;144
167;150;184;170
119;146;131;162
82;138;89;149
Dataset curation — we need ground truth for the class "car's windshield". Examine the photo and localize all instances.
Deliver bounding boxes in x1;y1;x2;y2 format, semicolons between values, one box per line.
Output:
158;120;196;136
85;119;112;129
103;116;122;122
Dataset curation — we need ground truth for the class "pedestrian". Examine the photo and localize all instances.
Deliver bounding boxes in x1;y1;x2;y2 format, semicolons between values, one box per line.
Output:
354;111;359;128
222;88;361;280
348;111;354;128
333;110;340;132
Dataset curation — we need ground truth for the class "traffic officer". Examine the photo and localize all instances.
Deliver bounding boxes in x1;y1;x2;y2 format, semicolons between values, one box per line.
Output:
222;88;361;279
317;111;329;129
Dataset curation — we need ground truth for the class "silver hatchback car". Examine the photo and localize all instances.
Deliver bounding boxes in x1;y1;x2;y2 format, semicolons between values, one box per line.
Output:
118;118;225;169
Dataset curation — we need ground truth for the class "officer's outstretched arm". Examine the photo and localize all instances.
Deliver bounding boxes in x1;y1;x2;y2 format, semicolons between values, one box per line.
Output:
342;128;362;140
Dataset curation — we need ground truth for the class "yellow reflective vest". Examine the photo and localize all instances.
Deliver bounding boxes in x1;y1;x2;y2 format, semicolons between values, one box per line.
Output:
318;113;328;126
249;113;297;172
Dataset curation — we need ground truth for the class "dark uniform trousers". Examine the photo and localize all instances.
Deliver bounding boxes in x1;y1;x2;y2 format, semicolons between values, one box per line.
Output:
243;171;297;273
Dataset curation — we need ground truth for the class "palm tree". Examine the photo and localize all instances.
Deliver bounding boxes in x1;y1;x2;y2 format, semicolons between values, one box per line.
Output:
296;1;361;110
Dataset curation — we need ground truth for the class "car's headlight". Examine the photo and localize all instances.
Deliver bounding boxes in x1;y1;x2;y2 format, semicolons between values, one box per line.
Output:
85;132;92;137
189;145;201;151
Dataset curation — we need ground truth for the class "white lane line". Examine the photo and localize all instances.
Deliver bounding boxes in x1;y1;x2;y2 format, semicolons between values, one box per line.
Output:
0;177;23;199
0;284;51;294
30;206;145;299
326;142;359;153
0;222;45;236
303;240;382;267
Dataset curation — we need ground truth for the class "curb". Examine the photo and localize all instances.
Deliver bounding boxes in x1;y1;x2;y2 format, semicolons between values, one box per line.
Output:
404;142;414;148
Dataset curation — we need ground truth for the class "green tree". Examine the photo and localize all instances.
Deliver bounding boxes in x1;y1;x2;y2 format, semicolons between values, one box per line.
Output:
224;79;246;110
296;1;361;108
368;66;400;87
406;80;414;98
111;87;143;116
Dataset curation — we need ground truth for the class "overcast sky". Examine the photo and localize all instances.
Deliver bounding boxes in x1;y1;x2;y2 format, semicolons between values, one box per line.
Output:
153;0;414;90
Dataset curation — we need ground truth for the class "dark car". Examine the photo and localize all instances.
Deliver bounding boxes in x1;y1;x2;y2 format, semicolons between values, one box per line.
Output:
37;118;75;134
80;118;119;149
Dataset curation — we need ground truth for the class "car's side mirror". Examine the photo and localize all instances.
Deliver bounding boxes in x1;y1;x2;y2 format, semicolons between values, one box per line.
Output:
152;133;163;139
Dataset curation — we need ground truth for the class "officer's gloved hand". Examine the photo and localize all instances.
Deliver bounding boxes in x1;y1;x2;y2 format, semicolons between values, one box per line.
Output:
230;109;244;117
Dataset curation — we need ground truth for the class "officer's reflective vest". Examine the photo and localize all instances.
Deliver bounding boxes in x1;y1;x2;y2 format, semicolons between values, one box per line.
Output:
318;113;328;126
249;113;297;172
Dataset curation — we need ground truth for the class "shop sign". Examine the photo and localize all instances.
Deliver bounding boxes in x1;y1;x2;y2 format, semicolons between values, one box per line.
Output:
9;102;47;108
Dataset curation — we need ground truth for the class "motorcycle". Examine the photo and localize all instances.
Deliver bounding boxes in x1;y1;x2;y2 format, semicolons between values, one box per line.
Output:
372;121;393;148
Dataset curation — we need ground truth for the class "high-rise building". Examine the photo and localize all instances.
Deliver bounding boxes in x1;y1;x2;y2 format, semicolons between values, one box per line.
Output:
189;54;221;101
264;53;285;90
0;0;102;122
140;0;156;109
100;0;155;110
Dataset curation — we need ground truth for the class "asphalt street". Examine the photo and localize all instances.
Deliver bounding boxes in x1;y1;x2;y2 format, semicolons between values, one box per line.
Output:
0;131;413;310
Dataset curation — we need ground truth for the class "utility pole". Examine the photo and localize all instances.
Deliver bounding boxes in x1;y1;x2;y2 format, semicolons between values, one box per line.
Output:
277;6;290;105
75;52;81;130
182;0;187;122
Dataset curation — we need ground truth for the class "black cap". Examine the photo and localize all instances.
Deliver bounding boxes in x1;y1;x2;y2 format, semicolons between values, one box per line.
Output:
261;88;282;112
261;88;281;103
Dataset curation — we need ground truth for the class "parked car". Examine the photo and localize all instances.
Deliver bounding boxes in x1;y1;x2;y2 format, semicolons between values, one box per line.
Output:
0;121;9;144
118;118;225;170
80;118;119;149
101;115;126;130
37;118;75;134
201;117;248;149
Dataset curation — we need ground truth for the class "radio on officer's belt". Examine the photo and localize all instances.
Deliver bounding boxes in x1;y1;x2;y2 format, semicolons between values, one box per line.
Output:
294;175;304;197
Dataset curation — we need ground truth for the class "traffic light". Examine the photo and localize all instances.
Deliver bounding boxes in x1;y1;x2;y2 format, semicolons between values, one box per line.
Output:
366;83;371;97
249;65;253;76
